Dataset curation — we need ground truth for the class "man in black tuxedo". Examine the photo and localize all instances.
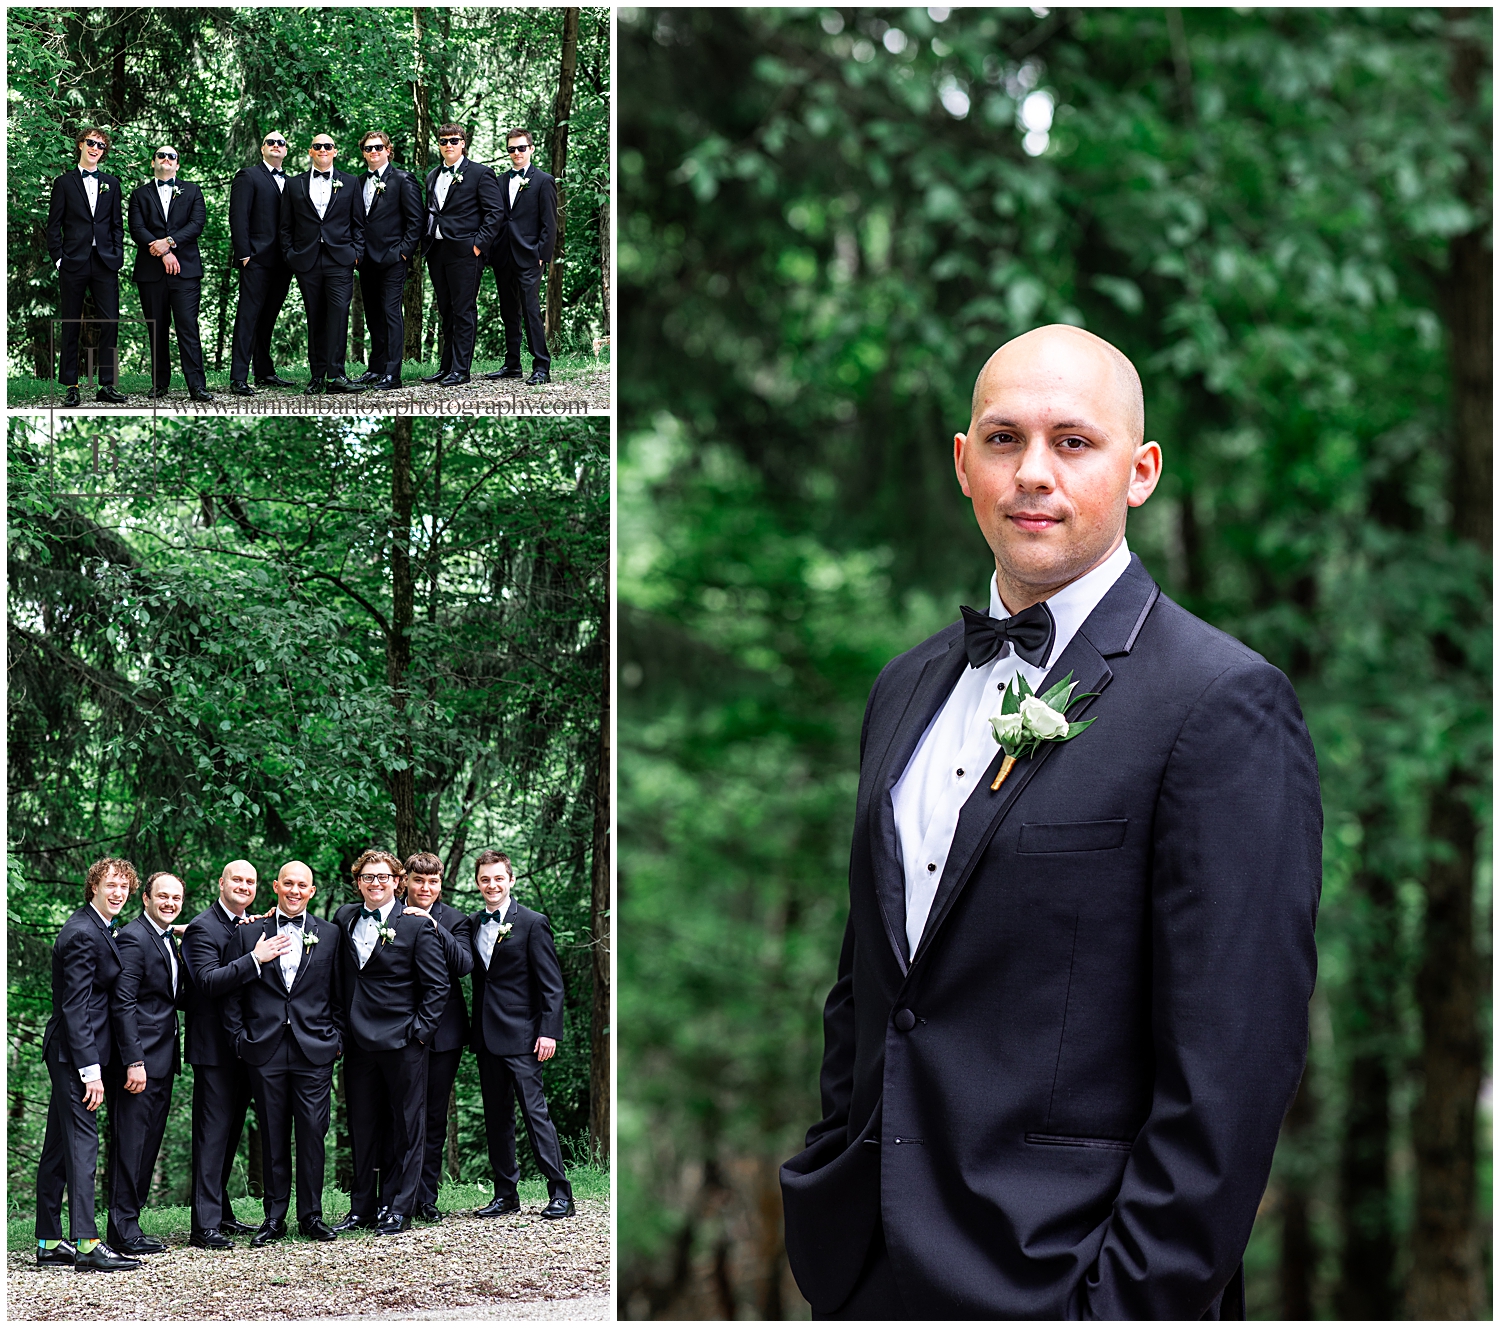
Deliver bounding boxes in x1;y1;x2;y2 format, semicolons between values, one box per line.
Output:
221;861;342;1245
279;133;367;395
127;146;211;402
45;125;128;407
394;852;474;1221
228;130;297;396
353;131;422;391
468;850;574;1219
483;129;556;387
35;857;142;1271
331;849;449;1235
420;123;503;387
107;871;186;1257
181;858;291;1248
781;325;1322;1320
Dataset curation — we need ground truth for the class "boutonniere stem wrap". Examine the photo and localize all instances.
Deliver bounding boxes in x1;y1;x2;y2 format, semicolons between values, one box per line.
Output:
988;671;1098;790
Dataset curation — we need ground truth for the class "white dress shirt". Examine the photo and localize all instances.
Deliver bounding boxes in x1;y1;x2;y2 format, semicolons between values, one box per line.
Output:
145;915;179;994
892;540;1133;958
433;158;465;240
264;160;286;193
476;897;513;969
352;898;396;969
363;164;387;212
309;169;332;219
508;169;525;205
155;179;174;221
80;167;99;216
273;911;305;985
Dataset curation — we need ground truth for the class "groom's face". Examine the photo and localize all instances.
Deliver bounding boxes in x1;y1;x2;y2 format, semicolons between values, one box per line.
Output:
955;331;1159;606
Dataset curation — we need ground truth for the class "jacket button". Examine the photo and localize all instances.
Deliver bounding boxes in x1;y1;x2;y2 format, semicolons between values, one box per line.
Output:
894;1009;916;1032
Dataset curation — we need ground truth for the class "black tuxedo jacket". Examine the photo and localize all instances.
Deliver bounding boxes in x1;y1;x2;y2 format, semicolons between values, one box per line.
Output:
491;166;557;270
358;165;424;266
279;169;366;272
128;180;207;283
421;158;504;252
42;905;125;1069
781;555;1322;1320
467;902;565;1057
45;169;125;273
114;915;184;1078
181;902;261;1067
222;913;344;1066
425;898;475;1054
334;899;450;1052
229;161;290;268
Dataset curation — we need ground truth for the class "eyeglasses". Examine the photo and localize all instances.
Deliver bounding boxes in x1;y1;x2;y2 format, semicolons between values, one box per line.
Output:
263;138;287;148
437;136;464;146
311;142;336;151
154;151;178;161
83;138;107;151
361;144;386;153
357;872;396;884
507;144;530;153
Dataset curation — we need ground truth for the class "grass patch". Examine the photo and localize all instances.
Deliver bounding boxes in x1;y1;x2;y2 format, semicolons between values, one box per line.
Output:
5;351;607;406
8;1162;608;1250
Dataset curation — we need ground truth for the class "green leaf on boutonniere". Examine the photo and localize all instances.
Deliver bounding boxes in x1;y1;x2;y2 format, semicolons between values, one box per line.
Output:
987;670;1098;789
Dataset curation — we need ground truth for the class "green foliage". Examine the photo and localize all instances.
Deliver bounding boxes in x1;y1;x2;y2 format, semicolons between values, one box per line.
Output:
619;7;1490;1318
8;414;607;1207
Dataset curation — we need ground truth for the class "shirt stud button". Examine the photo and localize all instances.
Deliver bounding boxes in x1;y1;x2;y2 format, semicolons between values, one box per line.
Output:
956;768;964;777
927;863;936;873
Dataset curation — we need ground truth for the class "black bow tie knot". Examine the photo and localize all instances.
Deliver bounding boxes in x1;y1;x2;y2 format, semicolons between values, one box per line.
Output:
313;169;331;179
509;169;525;179
960;601;1056;669
279;913;305;929
81;170;99;180
359;906;383;921
270;168;286;177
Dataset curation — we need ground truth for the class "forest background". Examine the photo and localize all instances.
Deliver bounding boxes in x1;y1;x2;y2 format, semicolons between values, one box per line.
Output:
7;416;610;1223
618;7;1491;1321
7;6;610;391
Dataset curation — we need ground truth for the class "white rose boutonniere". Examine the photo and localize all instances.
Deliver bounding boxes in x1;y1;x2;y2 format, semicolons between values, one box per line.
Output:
373;179;387;194
496;922;513;943
375;921;398;946
302;929;319;950
331;178;344;190
100;182;111;193
987;671;1098;790
170;184;182;199
517;176;531;191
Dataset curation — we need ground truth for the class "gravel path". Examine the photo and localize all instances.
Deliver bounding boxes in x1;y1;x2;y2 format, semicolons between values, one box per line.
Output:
7;1201;611;1321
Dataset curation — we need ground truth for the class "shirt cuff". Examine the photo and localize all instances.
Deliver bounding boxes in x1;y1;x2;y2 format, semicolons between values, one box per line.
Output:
251;955;262;974
78;1064;101;1083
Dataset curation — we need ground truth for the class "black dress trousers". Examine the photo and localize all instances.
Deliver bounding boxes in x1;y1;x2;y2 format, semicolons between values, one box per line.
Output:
190;1059;255;1234
345;1041;429;1219
58;252;121;386
495;260;550;373
247;1037;334;1225
426;239;483;376
295;253;355;382
139;278;206;392
357;260;407;380
229;261;294;382
107;1070;175;1243
477;1049;572;1201
35;1058;103;1242
417;1047;463;1207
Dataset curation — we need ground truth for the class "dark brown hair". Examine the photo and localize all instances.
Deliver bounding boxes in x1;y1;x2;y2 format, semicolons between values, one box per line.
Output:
144;871;183;898
404;852;443;877
436;123;467;145
351;848;402;881
361;130;393;153
473;849;513;880
84;857;139;906
75;125;112;155
505;128;533;148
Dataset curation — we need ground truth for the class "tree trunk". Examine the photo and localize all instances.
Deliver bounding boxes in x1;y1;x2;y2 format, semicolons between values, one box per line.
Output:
588;606;610;1163
406;8;432;363
1336;846;1398;1319
545;7;581;342
599;193;611;333
246;1122;264;1199
1279;1067;1318;1319
446;1079;461;1185
388;417;421;858
1409;776;1482;1319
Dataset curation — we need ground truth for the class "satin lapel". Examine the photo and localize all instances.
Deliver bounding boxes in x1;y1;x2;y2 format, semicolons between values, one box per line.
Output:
71;170;94;219
910;630;1115;968
288;917;317;995
866;637;968;973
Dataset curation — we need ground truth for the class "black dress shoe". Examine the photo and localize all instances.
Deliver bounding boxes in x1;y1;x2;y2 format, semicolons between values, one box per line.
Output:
438;371;470;387
111;1235;166;1255
420;370;447;383
36;1240;77;1266
189;1228;235;1249
255;374;297;388
250;1219;288;1247
541;1195;576;1219
416;1201;443;1222
62;385;82;407
372;375;401;391
144;387;170;400
189;388;214;402
354;370;381;384
220;1215;259;1236
374;1211;411;1235
96;385;128;403
326;377;366;394
525;369;551;386
303;379;326;396
475;1194;521;1217
329;1212;377;1234
230;380;255;397
299;1216;337;1242
75;1242;141;1271
483;367;525;380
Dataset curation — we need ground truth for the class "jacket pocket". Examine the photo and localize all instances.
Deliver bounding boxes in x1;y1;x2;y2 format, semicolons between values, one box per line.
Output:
1024;1131;1133;1152
1018;818;1128;854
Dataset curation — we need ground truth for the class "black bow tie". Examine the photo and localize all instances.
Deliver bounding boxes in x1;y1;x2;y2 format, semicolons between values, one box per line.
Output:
81;170;99;180
960;601;1056;669
508;169;525;179
482;910;505;925
367;170;382;179
313;169;331;179
359;906;383;921
270;168;286;177
278;913;305;929
441;165;459;175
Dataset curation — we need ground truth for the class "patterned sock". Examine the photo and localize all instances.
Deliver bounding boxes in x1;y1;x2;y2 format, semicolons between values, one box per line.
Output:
38;1239;64;1250
76;1238;99;1253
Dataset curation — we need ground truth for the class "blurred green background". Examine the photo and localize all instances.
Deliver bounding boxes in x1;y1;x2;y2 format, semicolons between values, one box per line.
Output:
618;7;1490;1320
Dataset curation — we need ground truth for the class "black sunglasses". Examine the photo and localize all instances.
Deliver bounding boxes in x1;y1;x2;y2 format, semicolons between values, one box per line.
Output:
263;138;287;147
154;151;178;161
311;142;336;151
361;144;386;153
507;143;531;153
83;138;107;150
437;136;464;146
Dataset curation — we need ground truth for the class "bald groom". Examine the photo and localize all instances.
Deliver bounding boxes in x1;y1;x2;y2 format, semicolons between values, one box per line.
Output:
782;326;1322;1319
